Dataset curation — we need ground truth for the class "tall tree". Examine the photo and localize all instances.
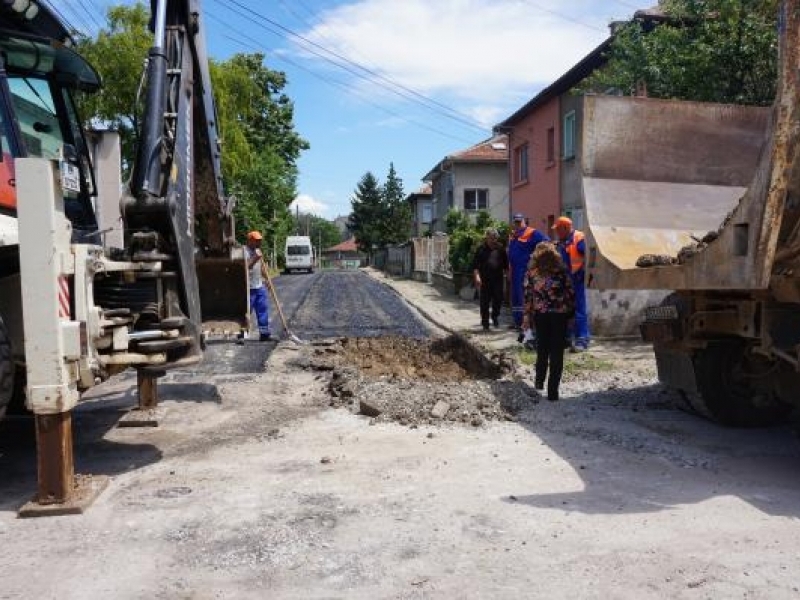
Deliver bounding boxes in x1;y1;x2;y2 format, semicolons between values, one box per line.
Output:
381;163;413;245
584;0;779;105
208;54;308;242
348;172;383;254
292;214;342;254
74;3;308;248
74;3;153;171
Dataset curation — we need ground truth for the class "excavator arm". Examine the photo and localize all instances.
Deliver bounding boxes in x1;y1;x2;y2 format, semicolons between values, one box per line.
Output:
115;0;246;369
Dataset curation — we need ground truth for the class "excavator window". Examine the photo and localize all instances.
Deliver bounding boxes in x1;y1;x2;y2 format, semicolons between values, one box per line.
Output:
8;77;61;160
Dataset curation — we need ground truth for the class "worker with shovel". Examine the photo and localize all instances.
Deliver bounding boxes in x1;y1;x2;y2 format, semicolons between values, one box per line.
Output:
245;230;272;341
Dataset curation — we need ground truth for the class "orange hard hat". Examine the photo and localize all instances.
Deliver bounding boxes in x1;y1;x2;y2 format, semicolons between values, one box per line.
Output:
552;216;572;230
247;230;263;241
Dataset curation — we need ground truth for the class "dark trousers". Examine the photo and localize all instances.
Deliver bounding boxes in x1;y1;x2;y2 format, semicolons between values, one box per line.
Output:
534;312;569;397
479;277;504;326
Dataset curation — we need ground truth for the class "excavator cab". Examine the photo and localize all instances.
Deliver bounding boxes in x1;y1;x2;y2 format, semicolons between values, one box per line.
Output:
0;27;100;236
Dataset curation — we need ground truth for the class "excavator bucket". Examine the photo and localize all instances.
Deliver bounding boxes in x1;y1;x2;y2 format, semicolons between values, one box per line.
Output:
584;95;771;291
196;250;249;335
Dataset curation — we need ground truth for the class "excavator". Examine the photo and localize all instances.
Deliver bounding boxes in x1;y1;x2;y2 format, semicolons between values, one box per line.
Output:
0;0;247;514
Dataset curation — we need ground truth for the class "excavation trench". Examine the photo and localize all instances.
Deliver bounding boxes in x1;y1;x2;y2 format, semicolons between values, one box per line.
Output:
306;335;533;427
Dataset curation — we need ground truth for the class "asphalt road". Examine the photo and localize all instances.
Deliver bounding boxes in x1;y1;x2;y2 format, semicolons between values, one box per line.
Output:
2;270;800;598
0;269;432;505
270;269;432;340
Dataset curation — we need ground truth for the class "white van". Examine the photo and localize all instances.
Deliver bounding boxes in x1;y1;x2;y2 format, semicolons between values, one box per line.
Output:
285;235;314;273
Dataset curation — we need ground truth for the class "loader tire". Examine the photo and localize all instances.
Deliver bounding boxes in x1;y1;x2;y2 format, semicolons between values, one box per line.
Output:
692;342;791;427
0;316;14;418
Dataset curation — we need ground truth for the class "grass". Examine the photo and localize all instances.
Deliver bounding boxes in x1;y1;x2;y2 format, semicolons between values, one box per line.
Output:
515;346;615;374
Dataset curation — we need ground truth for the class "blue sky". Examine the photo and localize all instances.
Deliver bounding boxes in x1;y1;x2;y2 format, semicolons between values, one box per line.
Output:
76;0;642;219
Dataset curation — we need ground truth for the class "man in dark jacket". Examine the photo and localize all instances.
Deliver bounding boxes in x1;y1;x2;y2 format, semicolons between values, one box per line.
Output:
472;228;508;330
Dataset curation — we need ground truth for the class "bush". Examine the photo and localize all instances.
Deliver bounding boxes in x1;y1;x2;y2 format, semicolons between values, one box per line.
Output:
445;209;507;274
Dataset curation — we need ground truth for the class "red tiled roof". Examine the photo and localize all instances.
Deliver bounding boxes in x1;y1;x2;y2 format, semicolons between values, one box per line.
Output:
325;237;359;252
423;134;508;181
450;134;508;162
406;183;432;201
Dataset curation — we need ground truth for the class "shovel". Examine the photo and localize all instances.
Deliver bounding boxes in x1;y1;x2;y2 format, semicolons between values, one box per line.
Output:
260;258;307;345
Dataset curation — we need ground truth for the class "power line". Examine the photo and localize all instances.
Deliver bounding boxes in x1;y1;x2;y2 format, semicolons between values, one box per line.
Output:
61;0;93;35
73;0;105;31
206;12;477;146
218;0;486;133
520;0;607;32
41;0;87;38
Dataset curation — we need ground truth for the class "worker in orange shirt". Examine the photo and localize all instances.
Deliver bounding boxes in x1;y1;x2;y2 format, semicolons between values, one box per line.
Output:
552;216;589;351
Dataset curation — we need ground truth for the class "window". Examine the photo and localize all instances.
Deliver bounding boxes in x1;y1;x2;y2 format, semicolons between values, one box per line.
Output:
563;111;576;159
464;188;488;211
546;127;555;164
514;143;529;183
421;204;432;223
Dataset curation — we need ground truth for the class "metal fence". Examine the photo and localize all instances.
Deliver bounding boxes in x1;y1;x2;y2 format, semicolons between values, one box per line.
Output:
386;245;413;277
412;236;450;277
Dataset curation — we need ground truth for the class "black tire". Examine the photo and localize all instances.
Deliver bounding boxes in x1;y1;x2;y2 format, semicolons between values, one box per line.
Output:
0;316;14;417
693;342;792;427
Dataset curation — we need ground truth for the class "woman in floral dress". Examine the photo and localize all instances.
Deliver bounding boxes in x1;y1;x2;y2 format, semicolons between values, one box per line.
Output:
522;242;576;401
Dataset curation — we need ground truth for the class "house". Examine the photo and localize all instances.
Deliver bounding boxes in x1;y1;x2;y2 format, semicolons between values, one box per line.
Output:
494;39;611;233
320;237;367;269
494;5;667;232
405;184;432;237
422;134;509;233
332;215;351;240
491;5;684;336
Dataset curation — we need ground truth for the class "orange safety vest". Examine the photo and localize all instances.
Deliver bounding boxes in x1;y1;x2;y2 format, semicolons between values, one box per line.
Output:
512;226;536;243
565;230;585;274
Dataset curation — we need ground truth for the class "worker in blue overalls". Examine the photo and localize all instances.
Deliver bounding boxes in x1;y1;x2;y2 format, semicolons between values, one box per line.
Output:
552;216;590;351
508;213;548;330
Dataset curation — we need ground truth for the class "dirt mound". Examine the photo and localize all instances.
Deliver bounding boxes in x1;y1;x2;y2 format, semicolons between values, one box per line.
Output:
299;335;529;427
334;335;504;381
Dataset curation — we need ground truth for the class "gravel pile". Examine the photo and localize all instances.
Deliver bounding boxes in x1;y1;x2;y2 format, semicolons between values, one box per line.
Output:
297;335;533;427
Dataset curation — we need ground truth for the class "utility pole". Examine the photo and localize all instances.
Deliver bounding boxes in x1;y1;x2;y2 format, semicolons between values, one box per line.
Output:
272;208;276;267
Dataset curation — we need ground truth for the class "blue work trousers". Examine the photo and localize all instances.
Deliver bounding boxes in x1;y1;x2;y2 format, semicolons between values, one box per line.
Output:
250;286;271;336
571;278;590;342
510;265;527;328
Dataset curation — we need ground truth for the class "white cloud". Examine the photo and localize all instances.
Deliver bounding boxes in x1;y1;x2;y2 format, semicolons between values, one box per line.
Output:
291;194;330;216
297;0;622;110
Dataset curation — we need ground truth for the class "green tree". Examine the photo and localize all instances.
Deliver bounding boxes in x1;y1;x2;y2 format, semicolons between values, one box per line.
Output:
348;172;383;255
74;3;153;170
381;163;413;245
74;3;308;249
584;0;779;105
210;54;308;242
291;214;342;255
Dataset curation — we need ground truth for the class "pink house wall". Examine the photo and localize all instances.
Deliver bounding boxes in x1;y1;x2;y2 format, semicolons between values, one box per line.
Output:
508;96;560;236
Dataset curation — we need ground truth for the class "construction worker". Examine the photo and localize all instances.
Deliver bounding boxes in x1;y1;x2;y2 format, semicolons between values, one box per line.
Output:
472;227;508;330
245;230;272;341
552;216;589;351
508;213;548;330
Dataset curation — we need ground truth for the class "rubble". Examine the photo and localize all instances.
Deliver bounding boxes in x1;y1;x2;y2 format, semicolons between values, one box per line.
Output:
298;334;526;427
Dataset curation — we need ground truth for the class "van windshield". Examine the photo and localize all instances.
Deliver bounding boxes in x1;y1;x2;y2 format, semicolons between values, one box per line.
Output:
288;245;311;256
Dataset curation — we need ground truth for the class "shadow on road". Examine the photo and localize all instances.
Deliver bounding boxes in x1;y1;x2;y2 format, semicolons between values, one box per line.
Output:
0;408;163;513
500;383;800;518
0;339;276;513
